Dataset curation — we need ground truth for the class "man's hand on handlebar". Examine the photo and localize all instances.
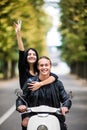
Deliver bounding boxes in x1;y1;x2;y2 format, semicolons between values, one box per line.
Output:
61;107;69;115
18;105;27;113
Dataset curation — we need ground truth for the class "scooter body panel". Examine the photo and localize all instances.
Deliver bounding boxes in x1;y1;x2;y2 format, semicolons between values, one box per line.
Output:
27;114;60;130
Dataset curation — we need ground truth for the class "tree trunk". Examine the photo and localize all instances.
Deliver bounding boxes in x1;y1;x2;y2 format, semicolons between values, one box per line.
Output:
2;61;8;79
10;60;17;78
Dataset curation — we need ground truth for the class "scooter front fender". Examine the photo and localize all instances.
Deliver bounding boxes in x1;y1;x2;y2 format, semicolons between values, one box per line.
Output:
27;114;60;130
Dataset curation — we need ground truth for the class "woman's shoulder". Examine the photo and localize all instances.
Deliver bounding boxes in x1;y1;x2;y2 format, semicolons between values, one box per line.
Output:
19;50;25;54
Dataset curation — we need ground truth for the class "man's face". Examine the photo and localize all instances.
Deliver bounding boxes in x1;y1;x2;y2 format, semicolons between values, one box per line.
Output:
38;58;52;76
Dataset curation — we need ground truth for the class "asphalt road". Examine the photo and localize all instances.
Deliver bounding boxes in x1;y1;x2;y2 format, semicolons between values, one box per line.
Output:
0;74;87;130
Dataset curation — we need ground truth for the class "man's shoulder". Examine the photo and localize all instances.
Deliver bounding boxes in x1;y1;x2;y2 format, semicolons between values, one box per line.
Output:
54;79;63;85
27;75;39;83
22;76;39;90
54;78;60;82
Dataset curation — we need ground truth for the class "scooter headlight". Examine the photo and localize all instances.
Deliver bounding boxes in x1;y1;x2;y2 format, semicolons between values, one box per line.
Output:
37;125;48;130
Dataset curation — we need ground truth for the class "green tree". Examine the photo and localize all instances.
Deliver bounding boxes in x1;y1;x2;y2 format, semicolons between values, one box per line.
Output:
58;0;87;79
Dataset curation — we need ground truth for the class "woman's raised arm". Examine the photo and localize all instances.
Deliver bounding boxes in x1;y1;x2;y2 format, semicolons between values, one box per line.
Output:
14;20;24;51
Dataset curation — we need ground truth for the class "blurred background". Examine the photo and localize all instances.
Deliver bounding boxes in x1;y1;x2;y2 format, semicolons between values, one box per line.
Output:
0;0;87;81
0;1;87;130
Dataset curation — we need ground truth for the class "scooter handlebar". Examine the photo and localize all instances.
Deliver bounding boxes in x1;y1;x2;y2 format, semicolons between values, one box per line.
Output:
21;105;62;115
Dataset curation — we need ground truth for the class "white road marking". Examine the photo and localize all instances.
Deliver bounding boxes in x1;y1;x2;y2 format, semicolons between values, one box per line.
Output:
0;104;16;125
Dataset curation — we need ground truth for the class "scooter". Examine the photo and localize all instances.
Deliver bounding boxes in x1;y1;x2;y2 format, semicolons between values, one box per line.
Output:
22;105;61;130
15;89;71;130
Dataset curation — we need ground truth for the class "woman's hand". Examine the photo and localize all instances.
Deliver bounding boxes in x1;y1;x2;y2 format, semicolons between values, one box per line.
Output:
28;81;43;91
13;20;22;33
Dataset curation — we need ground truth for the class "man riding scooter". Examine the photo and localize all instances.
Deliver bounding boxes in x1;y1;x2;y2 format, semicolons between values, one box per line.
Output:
16;56;72;130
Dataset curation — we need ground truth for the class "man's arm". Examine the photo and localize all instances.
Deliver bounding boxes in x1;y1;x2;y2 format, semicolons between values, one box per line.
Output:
58;80;72;115
16;80;30;112
16;96;26;112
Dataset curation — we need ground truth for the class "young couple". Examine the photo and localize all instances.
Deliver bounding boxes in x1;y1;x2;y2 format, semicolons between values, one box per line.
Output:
14;20;72;130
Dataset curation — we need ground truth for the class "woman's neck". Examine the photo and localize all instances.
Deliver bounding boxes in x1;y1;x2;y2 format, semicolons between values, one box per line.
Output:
29;64;35;76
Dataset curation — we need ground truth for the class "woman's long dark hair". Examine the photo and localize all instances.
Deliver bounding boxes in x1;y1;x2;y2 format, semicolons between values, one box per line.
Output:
24;48;39;74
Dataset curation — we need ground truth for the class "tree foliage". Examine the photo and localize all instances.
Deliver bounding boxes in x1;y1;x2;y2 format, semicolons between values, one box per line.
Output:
58;0;87;64
0;0;51;79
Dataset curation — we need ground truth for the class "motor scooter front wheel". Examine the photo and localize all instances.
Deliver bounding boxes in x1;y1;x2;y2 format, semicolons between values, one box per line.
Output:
37;124;48;130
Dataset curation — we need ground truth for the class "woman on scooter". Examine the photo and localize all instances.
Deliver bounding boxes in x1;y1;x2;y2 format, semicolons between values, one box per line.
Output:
14;20;58;130
14;20;58;90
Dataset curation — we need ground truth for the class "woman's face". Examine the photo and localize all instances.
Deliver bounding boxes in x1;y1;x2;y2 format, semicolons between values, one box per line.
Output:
27;49;37;64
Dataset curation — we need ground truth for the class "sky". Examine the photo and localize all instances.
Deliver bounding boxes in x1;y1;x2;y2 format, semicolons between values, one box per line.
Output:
44;0;62;46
